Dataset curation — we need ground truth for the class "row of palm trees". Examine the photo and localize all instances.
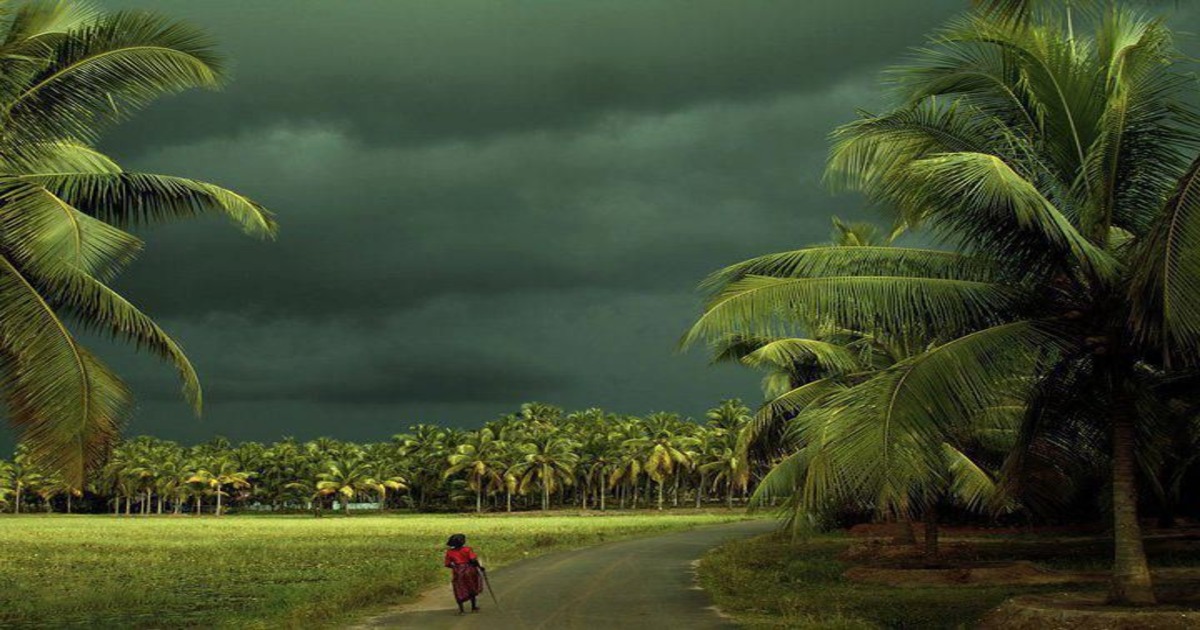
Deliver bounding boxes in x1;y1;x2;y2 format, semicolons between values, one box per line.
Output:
686;1;1200;606
0;401;758;515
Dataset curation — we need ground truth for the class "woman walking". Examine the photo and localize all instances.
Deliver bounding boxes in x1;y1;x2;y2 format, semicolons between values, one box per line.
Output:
444;533;485;614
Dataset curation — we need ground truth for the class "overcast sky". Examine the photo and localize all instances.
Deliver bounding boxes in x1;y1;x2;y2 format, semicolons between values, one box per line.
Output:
20;0;1181;448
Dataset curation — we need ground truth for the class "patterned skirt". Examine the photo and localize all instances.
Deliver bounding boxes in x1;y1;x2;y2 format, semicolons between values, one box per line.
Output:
451;564;483;603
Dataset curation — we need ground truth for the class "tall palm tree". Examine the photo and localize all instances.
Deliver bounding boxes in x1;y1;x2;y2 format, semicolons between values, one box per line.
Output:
689;5;1200;604
394;425;447;510
2;445;46;513
361;442;407;511
315;453;376;516
577;432;618;511
187;457;251;516
514;433;578;511
444;428;506;513
625;413;695;511
0;3;277;488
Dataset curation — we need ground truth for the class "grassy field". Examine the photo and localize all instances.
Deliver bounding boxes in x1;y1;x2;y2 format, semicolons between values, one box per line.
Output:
0;510;746;629
698;530;1200;629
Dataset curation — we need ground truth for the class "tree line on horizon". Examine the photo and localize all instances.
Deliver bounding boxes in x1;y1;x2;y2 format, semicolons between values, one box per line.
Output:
0;401;761;516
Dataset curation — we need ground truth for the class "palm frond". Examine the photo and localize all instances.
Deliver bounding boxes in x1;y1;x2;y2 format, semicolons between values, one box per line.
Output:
700;245;998;294
819;320;1067;514
3;10;223;145
906;152;1117;281
684;274;1018;347
827;97;1003;202
0;252;129;487
1083;11;1191;239
0;177;141;280
1127;153;1200;365
742;377;845;462
741;338;859;375
1;140;122;175
942;442;1005;513
20;172;277;237
3;1;99;45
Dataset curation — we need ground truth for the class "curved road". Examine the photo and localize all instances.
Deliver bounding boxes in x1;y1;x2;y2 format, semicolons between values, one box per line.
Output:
351;519;775;629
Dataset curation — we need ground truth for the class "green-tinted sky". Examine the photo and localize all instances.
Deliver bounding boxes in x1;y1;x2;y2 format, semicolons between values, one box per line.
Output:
12;0;1193;447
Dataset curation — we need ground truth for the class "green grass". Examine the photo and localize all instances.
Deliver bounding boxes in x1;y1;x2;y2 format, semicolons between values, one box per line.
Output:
698;531;1200;630
0;510;746;628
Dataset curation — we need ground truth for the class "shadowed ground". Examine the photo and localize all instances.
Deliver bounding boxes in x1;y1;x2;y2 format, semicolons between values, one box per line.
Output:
350;519;776;629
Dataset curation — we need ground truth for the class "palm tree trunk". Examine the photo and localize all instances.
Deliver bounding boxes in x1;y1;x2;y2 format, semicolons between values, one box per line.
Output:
113;497;119;515
13;483;20;514
542;479;550;511
66;493;72;514
476;486;483;514
656;479;664;511
1109;412;1156;605
600;484;606;511
344;495;351;516
506;489;512;513
125;495;131;515
157;495;164;515
726;482;733;509
216;487;223;517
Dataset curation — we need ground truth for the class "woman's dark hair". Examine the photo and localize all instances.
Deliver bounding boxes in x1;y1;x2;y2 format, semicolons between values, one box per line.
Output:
447;533;466;548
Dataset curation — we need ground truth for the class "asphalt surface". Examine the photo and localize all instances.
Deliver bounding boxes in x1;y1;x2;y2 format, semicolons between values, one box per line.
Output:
351;519;776;630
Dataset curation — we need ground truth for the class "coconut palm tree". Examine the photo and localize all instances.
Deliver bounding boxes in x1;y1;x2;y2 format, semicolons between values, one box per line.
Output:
187;457;251;516
577;432;619;511
3;445;47;513
514;433;578;511
361;442;407;511
315;453;376;516
0;2;277;488
394;425;448;510
625;413;696;511
700;435;745;510
444;428;507;513
688;4;1200;604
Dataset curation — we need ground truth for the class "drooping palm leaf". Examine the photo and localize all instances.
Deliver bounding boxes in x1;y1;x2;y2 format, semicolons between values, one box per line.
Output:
741;338;860;375
685;274;1018;347
3;10;223;146
1127;153;1200;364
0;251;128;487
22;172;277;237
700;245;998;294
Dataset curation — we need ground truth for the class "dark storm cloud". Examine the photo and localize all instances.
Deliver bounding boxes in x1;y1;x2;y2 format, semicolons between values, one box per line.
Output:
153;355;568;405
113;84;885;320
101;0;964;154
26;0;978;446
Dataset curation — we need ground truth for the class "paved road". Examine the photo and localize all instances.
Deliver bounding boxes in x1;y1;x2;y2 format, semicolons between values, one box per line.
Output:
352;519;776;630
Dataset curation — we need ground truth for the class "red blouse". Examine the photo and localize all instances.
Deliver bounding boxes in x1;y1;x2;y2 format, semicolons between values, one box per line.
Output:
445;546;477;567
